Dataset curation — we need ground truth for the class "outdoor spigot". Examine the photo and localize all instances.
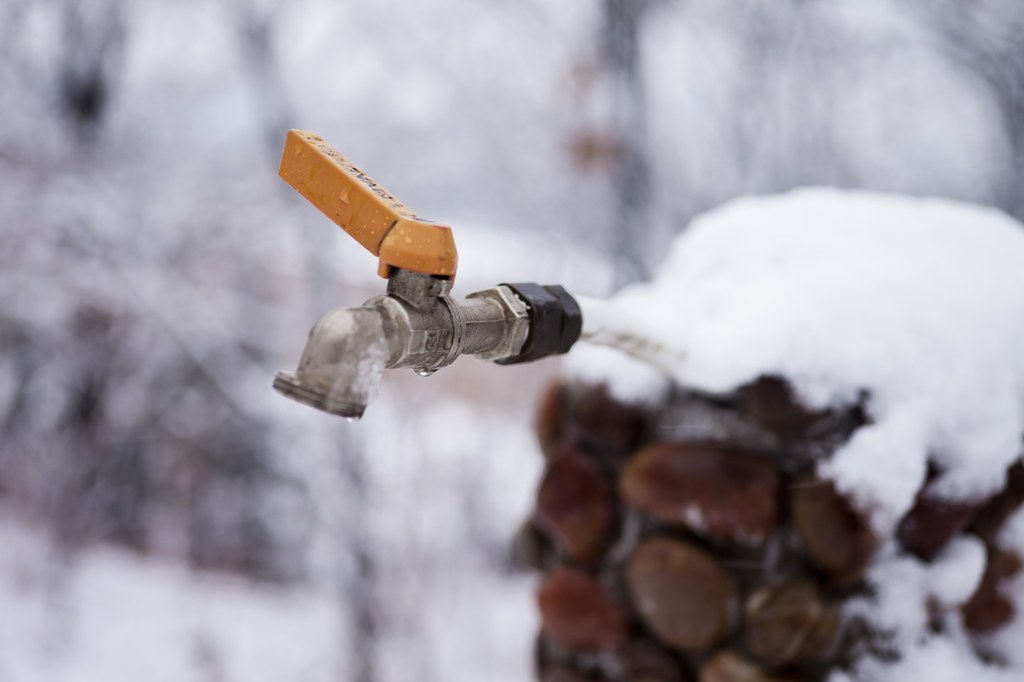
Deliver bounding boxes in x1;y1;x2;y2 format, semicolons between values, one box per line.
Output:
273;131;583;418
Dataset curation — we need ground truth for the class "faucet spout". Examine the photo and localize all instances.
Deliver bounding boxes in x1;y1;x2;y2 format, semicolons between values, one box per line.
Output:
273;307;389;419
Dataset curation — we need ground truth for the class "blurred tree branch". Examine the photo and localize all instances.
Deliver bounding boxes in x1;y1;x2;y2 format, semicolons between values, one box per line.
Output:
602;0;654;286
913;0;1024;219
58;0;126;145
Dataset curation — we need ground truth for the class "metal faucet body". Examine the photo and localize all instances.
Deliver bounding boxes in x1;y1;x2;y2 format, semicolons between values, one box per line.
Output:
274;269;580;418
369;269;531;372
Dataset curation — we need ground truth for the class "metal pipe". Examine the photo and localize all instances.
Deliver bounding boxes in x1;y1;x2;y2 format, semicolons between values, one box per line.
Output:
273;270;558;419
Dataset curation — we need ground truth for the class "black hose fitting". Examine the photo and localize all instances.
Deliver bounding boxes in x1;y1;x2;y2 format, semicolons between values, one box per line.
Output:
496;283;583;364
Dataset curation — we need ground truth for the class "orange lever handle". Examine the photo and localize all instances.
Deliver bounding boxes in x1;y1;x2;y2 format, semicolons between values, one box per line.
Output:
279;130;458;279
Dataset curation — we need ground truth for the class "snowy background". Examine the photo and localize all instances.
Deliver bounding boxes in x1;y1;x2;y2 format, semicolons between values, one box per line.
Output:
1;1;1023;681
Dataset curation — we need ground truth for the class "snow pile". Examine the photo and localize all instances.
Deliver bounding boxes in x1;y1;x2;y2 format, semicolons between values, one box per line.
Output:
579;188;1024;529
0;517;341;682
568;187;1024;681
838;509;1024;682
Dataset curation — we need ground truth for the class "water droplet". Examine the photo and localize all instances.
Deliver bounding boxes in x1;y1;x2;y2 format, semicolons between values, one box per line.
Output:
416;368;436;377
344;415;362;423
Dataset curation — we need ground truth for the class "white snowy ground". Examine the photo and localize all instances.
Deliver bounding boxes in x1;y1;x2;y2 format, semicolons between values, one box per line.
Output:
0;516;339;682
0;379;547;682
0;509;536;682
571;188;1024;681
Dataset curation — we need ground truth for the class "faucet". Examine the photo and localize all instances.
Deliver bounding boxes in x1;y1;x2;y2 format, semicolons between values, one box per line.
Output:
273;131;583;419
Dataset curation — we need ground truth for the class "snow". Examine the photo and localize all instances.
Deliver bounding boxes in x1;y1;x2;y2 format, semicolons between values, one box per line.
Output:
831;636;1021;682
577;188;1024;530
927;536;988;609
840;535;986;667
987;507;1024;667
842;544;1022;682
563;345;670;406
0;517;341;682
0;393;542;682
569;187;1024;681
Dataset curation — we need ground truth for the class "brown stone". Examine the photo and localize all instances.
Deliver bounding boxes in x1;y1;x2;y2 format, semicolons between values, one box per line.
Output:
542;667;597;682
699;651;800;682
622;640;687;682
962;546;1023;634
621;442;782;546
511;518;556;572
969;460;1024;544
536;382;569;459
738;376;828;440
535;381;649;462
625;537;737;652
898;489;979;561
538;568;628;652
535;448;615;563
743;579;839;666
791;476;877;584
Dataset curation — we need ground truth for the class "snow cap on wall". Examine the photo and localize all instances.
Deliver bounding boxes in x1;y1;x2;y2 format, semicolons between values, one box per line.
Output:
569;188;1024;532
